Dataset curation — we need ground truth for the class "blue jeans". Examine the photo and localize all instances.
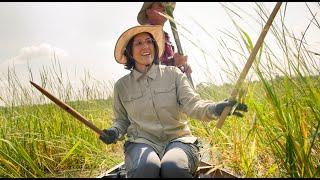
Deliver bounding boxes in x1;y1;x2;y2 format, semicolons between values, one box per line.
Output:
124;141;200;178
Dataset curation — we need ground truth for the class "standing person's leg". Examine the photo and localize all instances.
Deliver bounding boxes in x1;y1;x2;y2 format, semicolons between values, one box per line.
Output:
124;141;161;178
160;141;200;178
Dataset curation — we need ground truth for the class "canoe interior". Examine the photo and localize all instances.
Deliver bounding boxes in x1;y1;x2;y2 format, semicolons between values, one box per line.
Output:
97;160;239;178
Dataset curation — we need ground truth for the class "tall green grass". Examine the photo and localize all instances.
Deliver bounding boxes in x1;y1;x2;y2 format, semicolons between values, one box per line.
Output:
193;2;319;178
0;61;122;177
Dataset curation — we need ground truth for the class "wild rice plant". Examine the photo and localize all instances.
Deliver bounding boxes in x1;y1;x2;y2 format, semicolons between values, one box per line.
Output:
0;59;120;177
200;2;319;177
185;2;319;178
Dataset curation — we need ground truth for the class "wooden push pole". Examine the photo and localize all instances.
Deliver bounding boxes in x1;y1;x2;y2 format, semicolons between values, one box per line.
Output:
30;81;106;136
216;2;282;128
164;3;195;88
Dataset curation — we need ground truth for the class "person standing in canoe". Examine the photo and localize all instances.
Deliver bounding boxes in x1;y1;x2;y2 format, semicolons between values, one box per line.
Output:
137;2;193;78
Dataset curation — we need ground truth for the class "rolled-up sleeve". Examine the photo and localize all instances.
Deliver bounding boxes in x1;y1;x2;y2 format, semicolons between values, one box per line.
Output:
175;68;214;122
112;81;130;137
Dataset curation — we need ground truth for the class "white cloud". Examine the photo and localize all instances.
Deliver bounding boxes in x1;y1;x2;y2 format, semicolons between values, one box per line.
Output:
0;43;68;67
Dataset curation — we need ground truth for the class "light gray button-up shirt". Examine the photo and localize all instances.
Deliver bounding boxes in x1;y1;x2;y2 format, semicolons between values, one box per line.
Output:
112;64;214;157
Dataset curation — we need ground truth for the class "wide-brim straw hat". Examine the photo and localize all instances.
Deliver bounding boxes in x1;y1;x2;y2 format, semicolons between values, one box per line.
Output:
137;2;176;25
114;25;164;64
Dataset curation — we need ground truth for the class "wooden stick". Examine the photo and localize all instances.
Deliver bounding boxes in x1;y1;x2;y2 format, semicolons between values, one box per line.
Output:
165;4;195;88
30;81;105;136
216;2;282;128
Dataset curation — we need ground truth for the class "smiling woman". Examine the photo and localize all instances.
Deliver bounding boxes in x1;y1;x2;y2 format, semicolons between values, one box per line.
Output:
99;24;247;178
131;34;157;72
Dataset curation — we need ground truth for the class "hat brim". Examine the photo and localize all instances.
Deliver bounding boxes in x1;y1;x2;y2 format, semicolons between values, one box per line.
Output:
137;2;176;25
114;25;164;64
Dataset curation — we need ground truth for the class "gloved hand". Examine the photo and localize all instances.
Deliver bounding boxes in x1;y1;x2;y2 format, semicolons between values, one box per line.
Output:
208;99;248;118
99;127;119;144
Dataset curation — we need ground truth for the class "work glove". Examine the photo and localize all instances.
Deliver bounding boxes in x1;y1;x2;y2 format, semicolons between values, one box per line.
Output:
208;99;248;118
99;127;119;144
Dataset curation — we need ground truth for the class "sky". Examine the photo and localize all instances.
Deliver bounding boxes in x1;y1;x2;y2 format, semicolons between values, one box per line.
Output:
0;2;319;105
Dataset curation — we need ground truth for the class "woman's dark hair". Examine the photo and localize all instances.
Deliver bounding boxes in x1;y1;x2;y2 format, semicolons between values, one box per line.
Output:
124;32;159;70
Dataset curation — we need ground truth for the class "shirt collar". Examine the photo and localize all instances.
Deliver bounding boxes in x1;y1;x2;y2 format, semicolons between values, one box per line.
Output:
131;64;158;81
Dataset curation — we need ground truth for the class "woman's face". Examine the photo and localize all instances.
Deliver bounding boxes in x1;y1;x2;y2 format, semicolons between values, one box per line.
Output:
132;32;155;72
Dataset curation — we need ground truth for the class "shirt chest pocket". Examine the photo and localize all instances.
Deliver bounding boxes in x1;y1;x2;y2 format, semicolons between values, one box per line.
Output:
154;84;177;108
122;92;144;116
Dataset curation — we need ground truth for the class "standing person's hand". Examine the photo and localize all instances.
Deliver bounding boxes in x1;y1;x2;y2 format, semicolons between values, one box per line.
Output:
174;53;192;75
173;53;187;67
99;128;119;144
208;100;248;118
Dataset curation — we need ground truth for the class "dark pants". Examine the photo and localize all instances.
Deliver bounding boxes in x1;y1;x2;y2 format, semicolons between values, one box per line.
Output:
124;141;200;178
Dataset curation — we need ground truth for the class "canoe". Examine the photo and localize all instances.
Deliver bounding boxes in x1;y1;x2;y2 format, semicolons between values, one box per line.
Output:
97;160;239;178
